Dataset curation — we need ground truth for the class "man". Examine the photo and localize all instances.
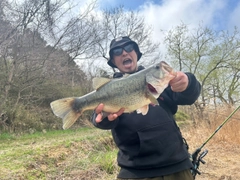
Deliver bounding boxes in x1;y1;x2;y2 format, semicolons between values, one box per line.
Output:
91;36;201;180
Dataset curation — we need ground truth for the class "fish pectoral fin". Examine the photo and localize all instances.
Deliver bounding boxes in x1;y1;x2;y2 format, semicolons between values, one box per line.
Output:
50;98;82;129
136;105;149;115
92;77;112;90
148;94;159;105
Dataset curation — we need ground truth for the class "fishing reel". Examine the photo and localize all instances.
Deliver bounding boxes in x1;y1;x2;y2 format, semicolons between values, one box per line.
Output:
188;105;240;179
190;148;208;179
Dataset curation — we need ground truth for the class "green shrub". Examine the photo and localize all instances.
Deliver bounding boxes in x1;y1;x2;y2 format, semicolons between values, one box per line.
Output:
174;111;190;122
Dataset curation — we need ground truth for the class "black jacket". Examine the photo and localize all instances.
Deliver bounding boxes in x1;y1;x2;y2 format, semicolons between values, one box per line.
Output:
91;69;201;178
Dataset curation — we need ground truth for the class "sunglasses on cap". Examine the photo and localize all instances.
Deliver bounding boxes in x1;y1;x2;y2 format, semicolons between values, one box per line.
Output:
112;43;134;56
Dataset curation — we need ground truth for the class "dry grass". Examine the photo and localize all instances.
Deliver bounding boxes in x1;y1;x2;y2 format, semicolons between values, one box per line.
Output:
182;106;240;180
0;106;240;180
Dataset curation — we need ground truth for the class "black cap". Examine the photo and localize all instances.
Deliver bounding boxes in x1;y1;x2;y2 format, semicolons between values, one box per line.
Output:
108;36;142;68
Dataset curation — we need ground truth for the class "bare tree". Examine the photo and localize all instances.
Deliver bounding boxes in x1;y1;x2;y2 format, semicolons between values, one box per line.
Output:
0;0;95;132
82;6;161;75
164;23;240;112
0;1;168;132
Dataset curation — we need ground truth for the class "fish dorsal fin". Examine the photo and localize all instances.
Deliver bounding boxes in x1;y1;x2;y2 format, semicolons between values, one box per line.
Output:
92;77;111;90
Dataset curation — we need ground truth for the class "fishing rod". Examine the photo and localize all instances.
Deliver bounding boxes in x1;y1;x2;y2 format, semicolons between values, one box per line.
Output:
191;105;240;179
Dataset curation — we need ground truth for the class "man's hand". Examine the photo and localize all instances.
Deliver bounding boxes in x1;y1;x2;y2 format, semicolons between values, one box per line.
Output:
95;103;125;123
169;71;189;92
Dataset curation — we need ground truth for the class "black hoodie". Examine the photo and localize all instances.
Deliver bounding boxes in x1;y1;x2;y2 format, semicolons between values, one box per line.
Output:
91;68;201;178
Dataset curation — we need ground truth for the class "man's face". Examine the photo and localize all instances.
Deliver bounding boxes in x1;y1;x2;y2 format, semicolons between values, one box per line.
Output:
111;43;138;73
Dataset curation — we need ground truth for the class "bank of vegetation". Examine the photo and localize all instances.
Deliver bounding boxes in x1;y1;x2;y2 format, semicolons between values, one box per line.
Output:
0;107;240;179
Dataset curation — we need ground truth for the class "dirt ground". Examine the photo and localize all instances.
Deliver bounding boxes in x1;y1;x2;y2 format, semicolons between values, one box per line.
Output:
193;144;240;180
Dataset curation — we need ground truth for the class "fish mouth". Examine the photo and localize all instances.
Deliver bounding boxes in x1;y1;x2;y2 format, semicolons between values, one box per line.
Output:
147;83;158;94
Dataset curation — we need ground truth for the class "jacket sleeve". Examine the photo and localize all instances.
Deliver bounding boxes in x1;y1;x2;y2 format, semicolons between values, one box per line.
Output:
159;72;201;115
172;72;201;105
90;111;119;130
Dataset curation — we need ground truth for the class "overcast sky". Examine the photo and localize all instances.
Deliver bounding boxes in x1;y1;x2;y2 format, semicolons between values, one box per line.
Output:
97;0;240;38
76;0;240;72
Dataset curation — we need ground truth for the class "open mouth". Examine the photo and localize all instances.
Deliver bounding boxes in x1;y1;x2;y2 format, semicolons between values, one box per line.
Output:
147;83;158;94
123;59;132;65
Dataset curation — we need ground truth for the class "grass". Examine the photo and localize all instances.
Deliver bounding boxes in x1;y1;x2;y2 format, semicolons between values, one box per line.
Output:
0;128;118;180
0;106;240;180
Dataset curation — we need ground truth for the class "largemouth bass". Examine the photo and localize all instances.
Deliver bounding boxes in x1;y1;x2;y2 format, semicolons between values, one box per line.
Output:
50;61;176;129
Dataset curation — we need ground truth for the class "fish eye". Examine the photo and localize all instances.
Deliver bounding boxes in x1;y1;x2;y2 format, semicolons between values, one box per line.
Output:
155;65;160;69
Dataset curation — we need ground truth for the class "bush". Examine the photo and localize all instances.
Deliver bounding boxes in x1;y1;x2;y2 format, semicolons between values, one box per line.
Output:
0;104;62;134
174;110;190;122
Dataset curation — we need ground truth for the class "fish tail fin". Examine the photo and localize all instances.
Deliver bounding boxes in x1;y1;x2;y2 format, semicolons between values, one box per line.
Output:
50;98;82;129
